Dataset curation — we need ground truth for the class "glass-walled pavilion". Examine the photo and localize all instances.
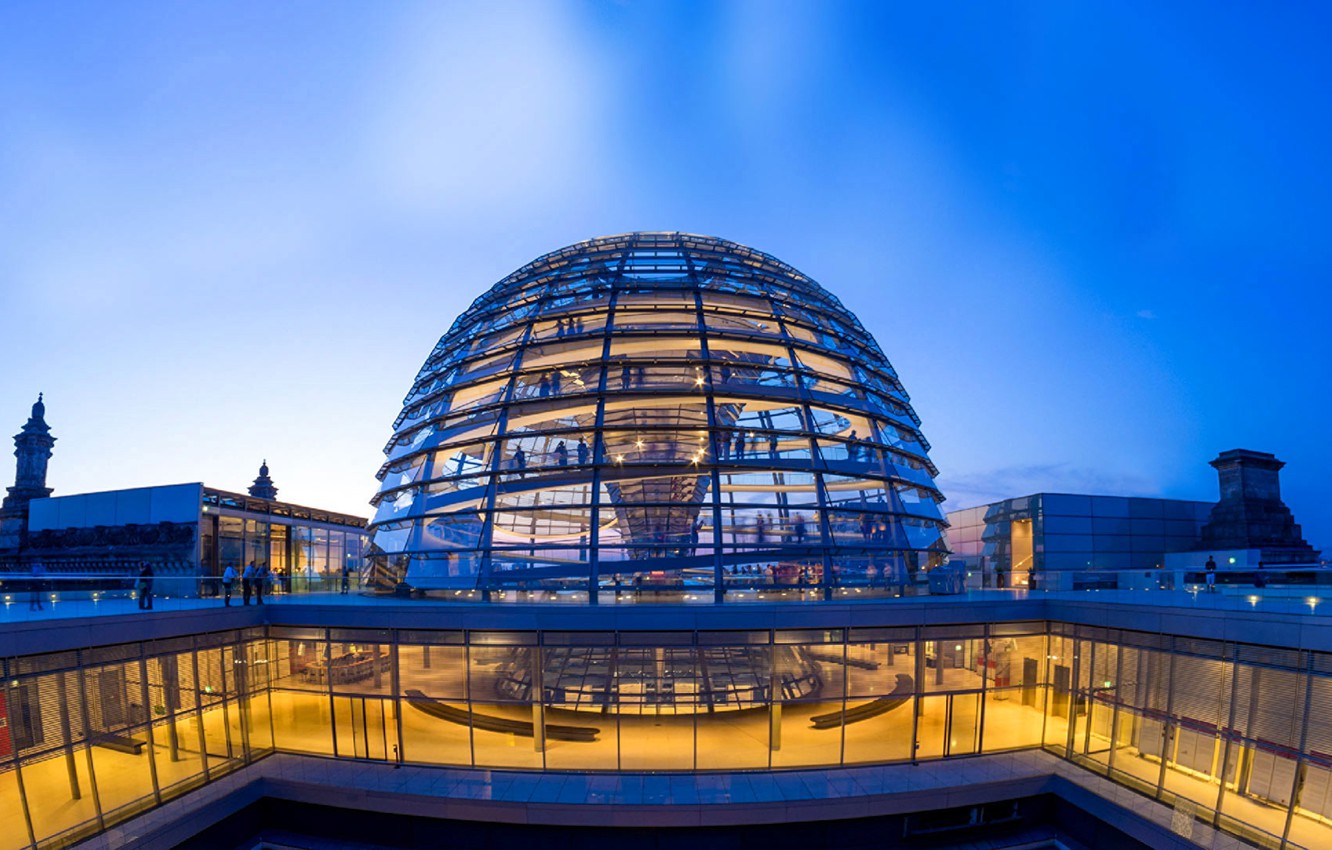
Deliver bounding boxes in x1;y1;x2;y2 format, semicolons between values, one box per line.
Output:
3;602;1332;850
20;483;369;590
200;486;368;590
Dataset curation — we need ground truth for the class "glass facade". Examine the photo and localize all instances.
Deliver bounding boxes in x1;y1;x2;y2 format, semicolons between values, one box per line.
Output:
947;494;1214;587
0;628;270;849
5;620;1332;849
370;233;948;599
200;489;368;591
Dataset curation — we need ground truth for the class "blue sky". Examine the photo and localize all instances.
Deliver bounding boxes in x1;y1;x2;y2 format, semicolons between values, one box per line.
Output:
2;2;1329;548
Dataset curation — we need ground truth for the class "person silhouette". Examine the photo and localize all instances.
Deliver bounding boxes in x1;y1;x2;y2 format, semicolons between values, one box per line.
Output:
137;563;155;610
28;561;45;611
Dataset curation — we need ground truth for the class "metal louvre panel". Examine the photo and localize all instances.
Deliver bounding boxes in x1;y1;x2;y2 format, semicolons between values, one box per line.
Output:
1076;639;1097;690
194;648;228;699
1168;655;1228;730
1217;656;1235;730
195;630;243;649
1119;630;1168;652
1122;647;1171;713
1230;666;1252;740
989;621;1046;637
1090;642;1118;688
150;636;195;656
1173;637;1226;661
13;650;79;676
1118;652;1150;703
84;643;138;666
922;624;984;639
1077;625;1112;643
1236;644;1302;672
13;668;98;762
1303;675;1332;758
270;625;325;641
1048;636;1075;675
1312;652;1332;676
1245;665;1307;750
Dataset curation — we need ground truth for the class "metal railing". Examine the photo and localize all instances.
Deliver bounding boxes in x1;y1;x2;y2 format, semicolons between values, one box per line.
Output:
4;563;1332;616
0;572;364;619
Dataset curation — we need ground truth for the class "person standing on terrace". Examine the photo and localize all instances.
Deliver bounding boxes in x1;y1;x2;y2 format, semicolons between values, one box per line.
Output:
137;563;154;610
28;561;44;611
222;563;237;606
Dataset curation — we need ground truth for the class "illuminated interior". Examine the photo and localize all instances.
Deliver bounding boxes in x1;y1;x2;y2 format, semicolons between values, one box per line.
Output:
4;622;1332;850
369;233;948;599
1011;517;1033;587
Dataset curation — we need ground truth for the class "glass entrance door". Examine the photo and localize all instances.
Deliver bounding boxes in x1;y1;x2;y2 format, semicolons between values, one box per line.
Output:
334;697;399;762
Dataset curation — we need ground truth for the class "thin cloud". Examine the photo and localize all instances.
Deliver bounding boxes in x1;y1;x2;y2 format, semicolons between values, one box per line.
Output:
943;463;1162;509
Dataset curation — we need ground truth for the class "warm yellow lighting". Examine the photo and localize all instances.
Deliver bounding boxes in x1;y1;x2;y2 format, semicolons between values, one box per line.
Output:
615;454;624;463
635;440;644;449
1247;595;1260;606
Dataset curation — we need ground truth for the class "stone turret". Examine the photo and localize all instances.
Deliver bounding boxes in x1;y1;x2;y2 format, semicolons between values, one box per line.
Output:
1197;449;1316;564
248;459;278;500
3;394;55;511
0;394;56;551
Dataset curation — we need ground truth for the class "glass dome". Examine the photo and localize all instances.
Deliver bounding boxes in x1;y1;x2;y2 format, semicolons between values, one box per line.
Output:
370;233;947;601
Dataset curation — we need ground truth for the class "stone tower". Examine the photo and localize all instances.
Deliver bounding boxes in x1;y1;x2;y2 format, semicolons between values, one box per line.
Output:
248;459;278;500
1197;449;1316;564
3;393;55;510
0;394;56;551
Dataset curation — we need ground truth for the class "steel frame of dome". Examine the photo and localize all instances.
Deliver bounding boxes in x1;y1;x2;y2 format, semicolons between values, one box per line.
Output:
370;233;948;602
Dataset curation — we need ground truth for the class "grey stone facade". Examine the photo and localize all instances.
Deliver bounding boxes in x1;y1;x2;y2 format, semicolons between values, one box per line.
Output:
1197;449;1317;563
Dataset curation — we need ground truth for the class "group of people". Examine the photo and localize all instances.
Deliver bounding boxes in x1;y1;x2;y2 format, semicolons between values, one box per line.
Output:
502;429;884;473
536;371;564;397
630;513;811;556
511;438;591;472
218;563;355;604
552;317;584;337
220;561;272;606
550;438;591;467
714;429;782;461
844;430;878;463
